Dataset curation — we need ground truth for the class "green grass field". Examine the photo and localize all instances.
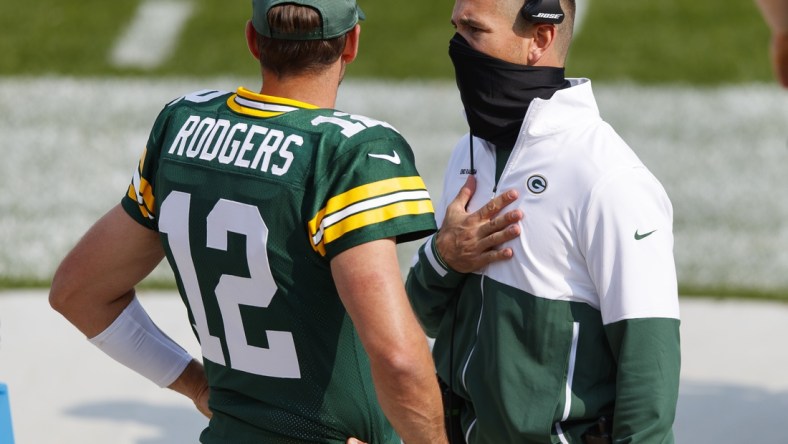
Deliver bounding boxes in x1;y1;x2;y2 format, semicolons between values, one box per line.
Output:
0;0;775;83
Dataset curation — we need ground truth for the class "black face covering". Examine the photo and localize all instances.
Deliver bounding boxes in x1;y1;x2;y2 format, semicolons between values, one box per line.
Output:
448;33;569;149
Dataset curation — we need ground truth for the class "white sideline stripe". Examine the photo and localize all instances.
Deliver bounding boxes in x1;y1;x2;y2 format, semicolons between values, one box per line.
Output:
110;0;194;70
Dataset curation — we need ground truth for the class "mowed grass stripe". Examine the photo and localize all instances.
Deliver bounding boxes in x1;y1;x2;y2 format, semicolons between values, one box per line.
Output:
0;0;775;83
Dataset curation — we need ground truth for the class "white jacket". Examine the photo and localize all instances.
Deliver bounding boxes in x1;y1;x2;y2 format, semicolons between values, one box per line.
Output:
407;78;681;444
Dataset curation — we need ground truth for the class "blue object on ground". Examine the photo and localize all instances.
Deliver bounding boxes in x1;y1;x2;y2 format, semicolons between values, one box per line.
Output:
0;383;14;444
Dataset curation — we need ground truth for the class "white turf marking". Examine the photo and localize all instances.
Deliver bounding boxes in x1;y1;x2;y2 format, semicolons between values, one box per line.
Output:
575;0;589;35
110;0;194;70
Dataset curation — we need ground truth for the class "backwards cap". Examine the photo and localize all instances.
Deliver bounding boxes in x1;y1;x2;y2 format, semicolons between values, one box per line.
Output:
252;0;365;40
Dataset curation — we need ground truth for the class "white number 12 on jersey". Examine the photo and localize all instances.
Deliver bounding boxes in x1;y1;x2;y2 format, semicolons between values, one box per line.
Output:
159;191;301;379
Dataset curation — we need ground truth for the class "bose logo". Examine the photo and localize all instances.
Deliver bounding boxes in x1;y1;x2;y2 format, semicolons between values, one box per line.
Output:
533;13;563;19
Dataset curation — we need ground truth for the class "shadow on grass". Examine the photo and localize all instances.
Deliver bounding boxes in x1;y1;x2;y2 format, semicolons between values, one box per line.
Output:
65;401;205;444
62;381;788;444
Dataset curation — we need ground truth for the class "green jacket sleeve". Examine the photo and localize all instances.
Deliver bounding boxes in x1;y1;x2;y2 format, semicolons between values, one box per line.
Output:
604;317;681;444
405;234;466;337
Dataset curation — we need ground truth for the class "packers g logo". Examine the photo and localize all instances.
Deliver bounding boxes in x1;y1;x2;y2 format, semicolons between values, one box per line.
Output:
526;175;547;194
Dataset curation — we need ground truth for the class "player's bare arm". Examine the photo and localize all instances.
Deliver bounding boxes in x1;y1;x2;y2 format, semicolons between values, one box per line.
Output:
49;205;207;416
331;239;448;444
435;174;523;273
49;204;164;337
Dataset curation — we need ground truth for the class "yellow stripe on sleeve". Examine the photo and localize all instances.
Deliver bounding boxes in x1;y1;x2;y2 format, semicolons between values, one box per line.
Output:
307;176;429;238
322;199;434;246
128;174;156;220
308;176;434;256
127;184;151;219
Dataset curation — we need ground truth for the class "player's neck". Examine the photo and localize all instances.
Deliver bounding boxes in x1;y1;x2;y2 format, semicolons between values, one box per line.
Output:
260;66;341;109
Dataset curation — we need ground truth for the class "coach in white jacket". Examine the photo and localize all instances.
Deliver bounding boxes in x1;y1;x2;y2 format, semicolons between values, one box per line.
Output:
406;0;681;443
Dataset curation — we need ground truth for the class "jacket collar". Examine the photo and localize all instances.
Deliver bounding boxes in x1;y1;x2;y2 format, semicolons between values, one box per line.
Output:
519;78;600;140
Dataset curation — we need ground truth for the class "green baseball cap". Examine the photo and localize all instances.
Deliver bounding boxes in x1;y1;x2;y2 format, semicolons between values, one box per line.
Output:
252;0;365;40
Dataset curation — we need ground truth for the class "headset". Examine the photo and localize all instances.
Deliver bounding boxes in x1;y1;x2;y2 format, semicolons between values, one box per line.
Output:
520;0;564;24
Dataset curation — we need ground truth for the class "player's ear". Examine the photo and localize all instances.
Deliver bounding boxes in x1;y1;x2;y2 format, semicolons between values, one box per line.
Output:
341;24;360;64
245;20;261;61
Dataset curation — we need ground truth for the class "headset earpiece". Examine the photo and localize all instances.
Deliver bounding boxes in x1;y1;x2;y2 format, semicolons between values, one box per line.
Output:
520;0;564;24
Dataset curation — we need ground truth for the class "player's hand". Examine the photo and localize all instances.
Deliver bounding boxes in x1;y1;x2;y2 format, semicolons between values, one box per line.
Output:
185;360;212;418
435;175;522;273
193;380;212;419
346;439;367;444
168;359;212;419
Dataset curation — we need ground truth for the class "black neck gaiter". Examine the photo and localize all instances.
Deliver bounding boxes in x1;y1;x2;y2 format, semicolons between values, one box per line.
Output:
449;33;569;149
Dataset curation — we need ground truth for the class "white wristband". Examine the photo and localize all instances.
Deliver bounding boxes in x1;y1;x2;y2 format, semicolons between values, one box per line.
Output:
89;296;193;388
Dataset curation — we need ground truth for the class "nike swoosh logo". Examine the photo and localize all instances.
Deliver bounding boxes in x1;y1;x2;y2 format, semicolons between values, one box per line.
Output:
634;229;657;240
368;151;401;165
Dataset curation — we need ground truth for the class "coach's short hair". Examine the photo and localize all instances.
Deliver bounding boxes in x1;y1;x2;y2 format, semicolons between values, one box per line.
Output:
256;4;348;78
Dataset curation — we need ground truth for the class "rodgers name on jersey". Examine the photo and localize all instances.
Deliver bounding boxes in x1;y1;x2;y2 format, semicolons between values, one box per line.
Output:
162;89;401;178
167;115;304;177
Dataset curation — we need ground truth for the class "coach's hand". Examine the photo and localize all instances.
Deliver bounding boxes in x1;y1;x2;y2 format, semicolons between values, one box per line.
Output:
346;439;367;444
435;175;522;273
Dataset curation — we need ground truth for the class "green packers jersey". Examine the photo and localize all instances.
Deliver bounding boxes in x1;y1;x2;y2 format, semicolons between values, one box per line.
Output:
122;87;436;443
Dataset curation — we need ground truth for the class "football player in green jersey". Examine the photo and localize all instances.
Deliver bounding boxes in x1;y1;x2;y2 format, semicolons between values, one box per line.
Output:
49;1;447;443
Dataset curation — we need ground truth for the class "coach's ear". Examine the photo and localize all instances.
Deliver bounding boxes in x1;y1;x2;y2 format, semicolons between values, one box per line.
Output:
527;23;556;65
245;20;261;61
341;24;360;64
